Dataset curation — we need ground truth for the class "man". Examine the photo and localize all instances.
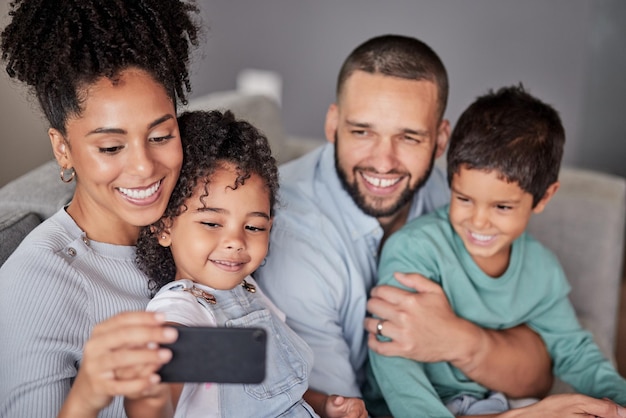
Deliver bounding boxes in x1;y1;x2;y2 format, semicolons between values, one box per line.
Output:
255;35;624;418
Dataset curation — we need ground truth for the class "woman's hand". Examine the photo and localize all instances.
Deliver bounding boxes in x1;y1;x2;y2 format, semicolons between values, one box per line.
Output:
57;311;178;418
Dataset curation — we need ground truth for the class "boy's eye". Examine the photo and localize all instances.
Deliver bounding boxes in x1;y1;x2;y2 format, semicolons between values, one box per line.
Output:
496;205;513;211
246;225;267;232
455;195;470;202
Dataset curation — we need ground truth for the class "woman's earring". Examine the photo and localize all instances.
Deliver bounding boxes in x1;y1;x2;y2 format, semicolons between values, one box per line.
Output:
60;167;75;183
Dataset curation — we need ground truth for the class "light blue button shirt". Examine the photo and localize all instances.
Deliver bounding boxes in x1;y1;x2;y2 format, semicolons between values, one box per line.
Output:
254;143;449;398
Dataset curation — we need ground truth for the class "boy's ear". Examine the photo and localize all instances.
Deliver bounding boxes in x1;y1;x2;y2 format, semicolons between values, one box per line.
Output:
532;181;560;214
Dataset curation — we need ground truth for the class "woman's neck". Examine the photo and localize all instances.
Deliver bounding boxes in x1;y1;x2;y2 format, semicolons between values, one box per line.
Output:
66;201;140;246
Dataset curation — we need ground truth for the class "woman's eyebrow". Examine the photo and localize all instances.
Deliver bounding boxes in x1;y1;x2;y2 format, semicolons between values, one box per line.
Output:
87;114;175;136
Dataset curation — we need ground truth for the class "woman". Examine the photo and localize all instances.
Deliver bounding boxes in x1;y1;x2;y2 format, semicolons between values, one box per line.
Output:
0;1;200;416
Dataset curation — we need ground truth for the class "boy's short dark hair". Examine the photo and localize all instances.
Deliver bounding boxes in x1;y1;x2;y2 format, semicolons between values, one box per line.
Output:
447;84;565;206
337;34;449;122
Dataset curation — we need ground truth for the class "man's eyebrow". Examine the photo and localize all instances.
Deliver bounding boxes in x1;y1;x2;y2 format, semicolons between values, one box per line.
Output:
403;128;430;137
345;119;429;136
345;119;372;129
87;114;175;136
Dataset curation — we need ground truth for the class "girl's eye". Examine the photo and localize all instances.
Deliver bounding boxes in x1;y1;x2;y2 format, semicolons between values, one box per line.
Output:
455;195;470;202
98;146;124;154
201;222;220;228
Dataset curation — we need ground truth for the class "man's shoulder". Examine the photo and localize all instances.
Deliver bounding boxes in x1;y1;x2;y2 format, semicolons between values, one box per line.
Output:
276;144;341;223
416;164;450;213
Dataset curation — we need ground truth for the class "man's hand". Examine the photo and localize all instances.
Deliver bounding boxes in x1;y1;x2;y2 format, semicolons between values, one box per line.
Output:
365;272;471;363
364;271;553;397
495;394;626;418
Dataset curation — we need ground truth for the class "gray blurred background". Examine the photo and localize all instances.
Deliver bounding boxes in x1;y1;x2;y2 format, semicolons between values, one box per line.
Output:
1;0;625;187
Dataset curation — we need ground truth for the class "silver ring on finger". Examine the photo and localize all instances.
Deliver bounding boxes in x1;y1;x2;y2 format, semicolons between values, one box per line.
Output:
376;319;386;337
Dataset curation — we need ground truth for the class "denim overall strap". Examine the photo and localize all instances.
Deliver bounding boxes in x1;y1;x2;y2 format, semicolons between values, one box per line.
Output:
206;279;318;418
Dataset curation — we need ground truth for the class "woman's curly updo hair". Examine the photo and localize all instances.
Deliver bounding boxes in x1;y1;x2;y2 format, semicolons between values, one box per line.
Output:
1;0;200;135
136;110;280;295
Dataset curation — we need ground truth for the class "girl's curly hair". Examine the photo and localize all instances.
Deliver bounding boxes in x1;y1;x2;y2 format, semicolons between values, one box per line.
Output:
136;110;280;295
1;0;200;135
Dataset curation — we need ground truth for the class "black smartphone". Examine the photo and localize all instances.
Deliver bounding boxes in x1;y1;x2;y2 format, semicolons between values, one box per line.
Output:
158;326;267;383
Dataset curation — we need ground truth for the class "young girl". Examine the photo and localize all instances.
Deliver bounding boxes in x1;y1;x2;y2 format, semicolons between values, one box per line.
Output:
127;110;324;417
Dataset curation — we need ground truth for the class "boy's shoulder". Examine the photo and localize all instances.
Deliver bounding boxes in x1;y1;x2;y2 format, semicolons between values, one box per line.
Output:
385;205;452;252
400;205;450;236
520;230;561;265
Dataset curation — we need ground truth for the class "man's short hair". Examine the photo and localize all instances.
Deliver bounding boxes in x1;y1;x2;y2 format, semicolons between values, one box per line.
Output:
336;34;449;121
447;84;565;207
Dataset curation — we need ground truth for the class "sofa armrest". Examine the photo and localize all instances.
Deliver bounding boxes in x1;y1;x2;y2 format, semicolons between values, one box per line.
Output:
0;159;75;220
0;211;41;266
528;167;626;361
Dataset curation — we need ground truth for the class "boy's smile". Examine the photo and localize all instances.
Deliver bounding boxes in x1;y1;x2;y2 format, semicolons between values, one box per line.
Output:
449;166;542;277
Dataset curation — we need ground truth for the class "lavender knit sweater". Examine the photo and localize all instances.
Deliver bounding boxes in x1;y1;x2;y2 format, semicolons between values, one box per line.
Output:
0;208;151;417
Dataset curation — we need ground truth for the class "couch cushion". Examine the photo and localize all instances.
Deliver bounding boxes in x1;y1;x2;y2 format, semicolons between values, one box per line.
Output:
528;167;626;362
184;92;292;163
0;211;41;266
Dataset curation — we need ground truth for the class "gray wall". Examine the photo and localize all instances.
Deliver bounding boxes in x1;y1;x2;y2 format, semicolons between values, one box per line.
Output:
0;0;50;187
1;0;625;186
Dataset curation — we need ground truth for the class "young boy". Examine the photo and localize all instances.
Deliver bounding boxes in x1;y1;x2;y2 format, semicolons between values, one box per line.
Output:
367;85;626;417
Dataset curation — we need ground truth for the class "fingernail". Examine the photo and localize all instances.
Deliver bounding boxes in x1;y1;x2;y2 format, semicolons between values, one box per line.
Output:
149;373;161;384
163;327;178;340
158;348;173;361
154;312;166;322
618;407;626;417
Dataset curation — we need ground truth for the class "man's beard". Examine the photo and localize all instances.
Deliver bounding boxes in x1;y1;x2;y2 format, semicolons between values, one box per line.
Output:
334;133;437;218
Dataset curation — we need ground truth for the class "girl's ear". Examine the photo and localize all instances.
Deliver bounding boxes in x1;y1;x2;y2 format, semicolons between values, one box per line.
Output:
155;219;173;247
158;229;172;247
